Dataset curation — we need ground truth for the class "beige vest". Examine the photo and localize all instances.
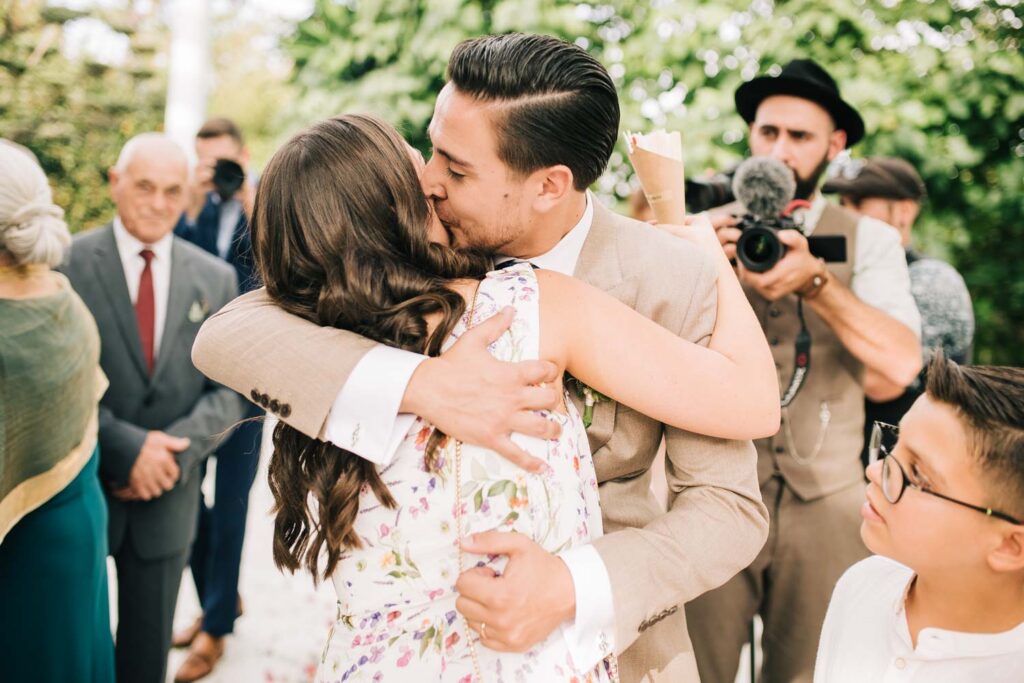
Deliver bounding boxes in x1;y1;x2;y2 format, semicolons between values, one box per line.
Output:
721;202;865;500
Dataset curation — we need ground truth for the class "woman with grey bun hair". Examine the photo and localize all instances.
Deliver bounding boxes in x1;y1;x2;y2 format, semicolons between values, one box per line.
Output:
0;141;71;267
0;139;115;682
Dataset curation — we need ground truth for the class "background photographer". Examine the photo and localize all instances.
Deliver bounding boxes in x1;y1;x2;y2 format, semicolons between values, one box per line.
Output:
171;117;262;682
176;117;257;293
822;156;975;466
684;60;923;683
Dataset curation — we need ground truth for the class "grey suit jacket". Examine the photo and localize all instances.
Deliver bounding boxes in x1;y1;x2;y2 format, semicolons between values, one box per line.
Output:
192;201;768;681
62;223;245;560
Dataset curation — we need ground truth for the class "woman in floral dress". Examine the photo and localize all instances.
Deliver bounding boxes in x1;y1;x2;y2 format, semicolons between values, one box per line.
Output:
244;115;778;682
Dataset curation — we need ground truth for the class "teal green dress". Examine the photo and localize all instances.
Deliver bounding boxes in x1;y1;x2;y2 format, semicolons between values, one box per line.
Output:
0;276;115;682
0;447;114;682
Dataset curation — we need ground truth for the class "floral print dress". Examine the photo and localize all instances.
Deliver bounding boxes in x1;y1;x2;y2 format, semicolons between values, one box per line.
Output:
315;263;613;682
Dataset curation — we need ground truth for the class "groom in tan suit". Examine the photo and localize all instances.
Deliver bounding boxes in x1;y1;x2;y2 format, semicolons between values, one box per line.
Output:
193;34;768;682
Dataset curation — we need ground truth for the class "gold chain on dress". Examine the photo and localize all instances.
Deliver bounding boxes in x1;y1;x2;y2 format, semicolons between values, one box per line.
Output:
452;280;618;683
454;282;485;682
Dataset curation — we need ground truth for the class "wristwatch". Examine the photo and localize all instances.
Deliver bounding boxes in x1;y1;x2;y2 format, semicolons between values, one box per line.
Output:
798;259;830;299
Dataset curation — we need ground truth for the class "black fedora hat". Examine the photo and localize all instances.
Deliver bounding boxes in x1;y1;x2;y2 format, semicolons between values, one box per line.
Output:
735;59;865;147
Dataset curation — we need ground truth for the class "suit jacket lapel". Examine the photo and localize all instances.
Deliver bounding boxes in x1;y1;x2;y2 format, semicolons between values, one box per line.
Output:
198;198;221;254
93;224;150;379
574;201;637;304
152;238;194;384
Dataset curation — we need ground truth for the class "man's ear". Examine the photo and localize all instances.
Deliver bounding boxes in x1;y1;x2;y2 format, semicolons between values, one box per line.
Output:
530;164;575;214
827;129;848;162
108;167;120;199
988;525;1024;574
893;199;919;230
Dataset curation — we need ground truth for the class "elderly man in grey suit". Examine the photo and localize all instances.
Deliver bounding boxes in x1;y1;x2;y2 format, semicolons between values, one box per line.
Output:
62;134;244;683
192;34;769;682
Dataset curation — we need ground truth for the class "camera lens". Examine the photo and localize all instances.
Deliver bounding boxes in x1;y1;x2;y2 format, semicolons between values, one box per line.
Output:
212;159;245;200
737;226;785;273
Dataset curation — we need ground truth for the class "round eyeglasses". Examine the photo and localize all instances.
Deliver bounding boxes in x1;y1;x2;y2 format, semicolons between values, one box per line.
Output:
868;421;1021;525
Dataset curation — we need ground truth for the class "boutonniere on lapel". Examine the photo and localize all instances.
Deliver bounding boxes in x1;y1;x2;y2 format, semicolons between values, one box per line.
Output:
568;377;609;428
187;298;210;323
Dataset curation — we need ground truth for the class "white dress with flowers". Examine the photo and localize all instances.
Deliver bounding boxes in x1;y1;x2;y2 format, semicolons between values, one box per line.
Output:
315;263;614;682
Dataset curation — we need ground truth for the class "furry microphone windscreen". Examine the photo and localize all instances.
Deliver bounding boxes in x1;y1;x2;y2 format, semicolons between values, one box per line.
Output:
732;156;796;218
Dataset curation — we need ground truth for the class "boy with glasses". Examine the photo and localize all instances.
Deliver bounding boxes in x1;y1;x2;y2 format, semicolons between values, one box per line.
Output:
814;354;1024;681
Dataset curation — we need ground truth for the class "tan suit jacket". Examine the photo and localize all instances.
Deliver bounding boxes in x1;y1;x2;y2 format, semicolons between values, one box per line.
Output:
192;201;768;682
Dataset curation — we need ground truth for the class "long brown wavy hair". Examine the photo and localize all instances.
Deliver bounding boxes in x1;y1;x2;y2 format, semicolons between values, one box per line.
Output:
250;114;491;582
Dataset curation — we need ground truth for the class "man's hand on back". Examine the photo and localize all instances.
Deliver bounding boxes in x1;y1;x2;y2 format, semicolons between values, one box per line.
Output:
455;531;576;652
401;306;561;473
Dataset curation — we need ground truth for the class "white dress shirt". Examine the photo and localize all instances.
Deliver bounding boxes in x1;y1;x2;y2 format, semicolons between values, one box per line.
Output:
112;217;173;359
799;194;922;337
326;192;616;669
815;555;1024;682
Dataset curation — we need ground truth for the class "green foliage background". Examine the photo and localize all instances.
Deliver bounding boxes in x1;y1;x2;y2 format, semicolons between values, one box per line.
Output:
0;0;166;232
286;0;1023;365
1;0;1021;365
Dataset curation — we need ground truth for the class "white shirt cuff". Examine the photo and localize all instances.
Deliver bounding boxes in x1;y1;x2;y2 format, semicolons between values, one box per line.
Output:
558;544;616;669
324;345;426;466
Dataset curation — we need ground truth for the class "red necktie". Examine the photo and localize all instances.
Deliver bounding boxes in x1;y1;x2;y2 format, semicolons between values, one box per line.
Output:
136;248;156;375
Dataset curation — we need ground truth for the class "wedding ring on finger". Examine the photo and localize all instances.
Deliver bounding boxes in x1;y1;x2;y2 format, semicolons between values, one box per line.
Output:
479;622;488;641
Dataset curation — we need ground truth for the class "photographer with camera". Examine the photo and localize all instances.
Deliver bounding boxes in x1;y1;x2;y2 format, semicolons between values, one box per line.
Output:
177;118;257;294
171;117;262;683
683;60;923;683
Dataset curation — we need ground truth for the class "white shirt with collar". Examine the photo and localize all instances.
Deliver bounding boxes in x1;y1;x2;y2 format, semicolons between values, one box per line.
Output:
326;191;615;669
112;217;173;359
798;194;921;337
815;555;1024;682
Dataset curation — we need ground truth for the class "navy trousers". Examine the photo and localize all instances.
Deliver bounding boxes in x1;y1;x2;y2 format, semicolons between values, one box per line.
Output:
187;406;263;636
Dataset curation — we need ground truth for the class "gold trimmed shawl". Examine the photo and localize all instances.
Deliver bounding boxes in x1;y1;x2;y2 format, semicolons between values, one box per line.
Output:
0;275;107;543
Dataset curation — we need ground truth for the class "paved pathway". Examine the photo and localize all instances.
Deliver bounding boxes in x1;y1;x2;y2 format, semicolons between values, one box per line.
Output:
163;422;336;682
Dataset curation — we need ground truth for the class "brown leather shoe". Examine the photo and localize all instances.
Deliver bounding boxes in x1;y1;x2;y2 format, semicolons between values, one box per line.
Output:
172;597;243;649
171;614;204;649
173;632;225;683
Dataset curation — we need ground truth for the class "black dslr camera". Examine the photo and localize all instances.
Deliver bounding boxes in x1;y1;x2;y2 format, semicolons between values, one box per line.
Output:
212;158;245;200
731;157;847;273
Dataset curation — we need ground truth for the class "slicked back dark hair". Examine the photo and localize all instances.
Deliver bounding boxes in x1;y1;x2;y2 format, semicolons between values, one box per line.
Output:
447;33;619;191
925;352;1024;518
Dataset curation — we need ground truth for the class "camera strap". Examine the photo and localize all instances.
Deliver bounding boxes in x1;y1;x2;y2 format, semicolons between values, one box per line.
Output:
780;298;811;408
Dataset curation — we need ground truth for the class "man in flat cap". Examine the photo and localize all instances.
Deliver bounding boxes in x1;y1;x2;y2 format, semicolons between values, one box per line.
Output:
690;61;923;682
824;156;975;465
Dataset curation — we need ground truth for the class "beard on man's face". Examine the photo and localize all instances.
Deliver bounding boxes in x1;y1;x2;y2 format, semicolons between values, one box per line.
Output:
431;198;521;256
793;152;832;200
433;207;485;253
